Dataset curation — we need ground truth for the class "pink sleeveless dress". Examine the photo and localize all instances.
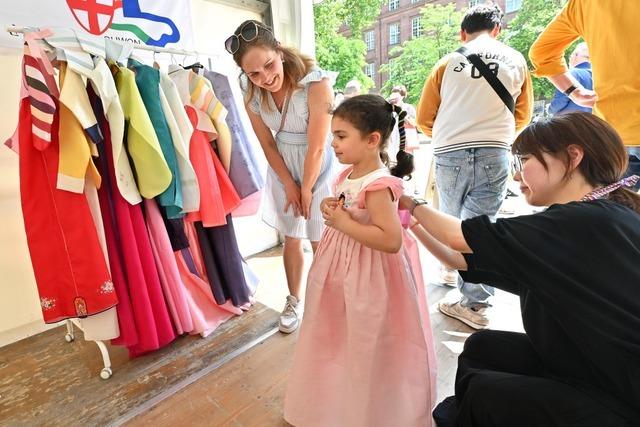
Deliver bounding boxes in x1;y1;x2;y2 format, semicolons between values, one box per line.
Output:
284;168;437;427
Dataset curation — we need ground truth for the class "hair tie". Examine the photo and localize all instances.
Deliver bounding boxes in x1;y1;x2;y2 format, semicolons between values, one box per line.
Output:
391;104;408;152
581;175;639;201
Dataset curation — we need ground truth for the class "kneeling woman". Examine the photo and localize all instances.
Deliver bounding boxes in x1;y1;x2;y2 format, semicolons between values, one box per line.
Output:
403;113;640;426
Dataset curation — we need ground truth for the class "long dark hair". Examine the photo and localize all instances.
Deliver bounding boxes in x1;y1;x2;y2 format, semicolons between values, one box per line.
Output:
230;20;314;111
512;112;640;213
332;94;414;179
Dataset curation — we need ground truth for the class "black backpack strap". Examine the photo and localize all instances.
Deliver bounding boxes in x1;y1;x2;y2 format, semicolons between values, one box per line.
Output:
456;46;515;115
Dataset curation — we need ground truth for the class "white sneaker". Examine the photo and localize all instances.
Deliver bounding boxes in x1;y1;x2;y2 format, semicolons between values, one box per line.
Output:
279;295;300;334
438;301;489;330
440;268;458;287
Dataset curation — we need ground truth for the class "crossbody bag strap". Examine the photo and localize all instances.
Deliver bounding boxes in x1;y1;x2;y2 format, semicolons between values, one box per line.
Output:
456;46;515;115
277;92;291;133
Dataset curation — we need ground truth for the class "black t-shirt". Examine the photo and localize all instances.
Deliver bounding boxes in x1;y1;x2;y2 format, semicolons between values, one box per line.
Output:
460;199;640;418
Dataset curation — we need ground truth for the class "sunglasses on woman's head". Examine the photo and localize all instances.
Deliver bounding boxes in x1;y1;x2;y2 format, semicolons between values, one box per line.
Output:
224;21;273;54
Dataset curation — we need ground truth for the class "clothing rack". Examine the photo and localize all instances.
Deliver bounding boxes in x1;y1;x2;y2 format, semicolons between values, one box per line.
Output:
64;319;113;379
7;25;230;81
6;25;223;59
5;24;229;380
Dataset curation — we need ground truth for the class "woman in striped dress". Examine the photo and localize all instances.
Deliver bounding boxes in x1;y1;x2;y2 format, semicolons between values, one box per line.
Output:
226;20;336;333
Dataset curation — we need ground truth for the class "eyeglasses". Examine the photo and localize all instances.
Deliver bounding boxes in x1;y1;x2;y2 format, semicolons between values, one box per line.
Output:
224;21;272;54
511;154;523;175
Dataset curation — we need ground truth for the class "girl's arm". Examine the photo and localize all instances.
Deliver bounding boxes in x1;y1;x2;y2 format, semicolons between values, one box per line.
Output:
323;188;402;253
246;106;301;215
301;79;333;219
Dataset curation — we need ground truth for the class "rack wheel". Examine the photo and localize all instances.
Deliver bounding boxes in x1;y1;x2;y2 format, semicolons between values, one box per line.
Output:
64;333;75;343
100;367;112;380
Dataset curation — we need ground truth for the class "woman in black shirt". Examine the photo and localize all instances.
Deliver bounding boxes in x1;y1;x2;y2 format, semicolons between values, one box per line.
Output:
404;113;640;426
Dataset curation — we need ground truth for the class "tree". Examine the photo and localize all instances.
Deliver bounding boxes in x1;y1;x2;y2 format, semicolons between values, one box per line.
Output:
342;0;387;36
313;0;385;90
502;0;567;100
316;36;370;91
380;4;464;104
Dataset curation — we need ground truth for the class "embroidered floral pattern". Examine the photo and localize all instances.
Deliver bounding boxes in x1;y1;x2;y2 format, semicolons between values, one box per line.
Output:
100;280;115;294
40;297;56;311
74;297;88;317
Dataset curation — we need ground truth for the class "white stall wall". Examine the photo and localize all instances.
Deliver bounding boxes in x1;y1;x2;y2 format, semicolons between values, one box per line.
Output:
0;0;284;347
270;0;316;57
0;52;43;347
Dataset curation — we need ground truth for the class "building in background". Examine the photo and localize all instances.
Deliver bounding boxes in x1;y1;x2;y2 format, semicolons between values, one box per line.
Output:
340;0;522;90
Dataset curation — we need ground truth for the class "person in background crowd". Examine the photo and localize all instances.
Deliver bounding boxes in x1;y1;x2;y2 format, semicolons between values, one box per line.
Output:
530;0;640;189
343;79;361;99
389;85;417;124
226;20;336;333
333;89;345;109
548;42;592;115
416;3;532;328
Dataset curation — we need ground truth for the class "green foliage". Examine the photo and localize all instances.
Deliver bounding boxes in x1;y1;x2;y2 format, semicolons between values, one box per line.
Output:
376;0;567;102
313;0;568;99
313;0;385;91
316;36;372;90
502;0;567;100
380;4;464;104
342;0;387;36
313;0;344;40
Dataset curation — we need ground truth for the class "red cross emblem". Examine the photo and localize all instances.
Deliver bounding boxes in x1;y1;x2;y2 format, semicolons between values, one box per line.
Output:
66;0;123;35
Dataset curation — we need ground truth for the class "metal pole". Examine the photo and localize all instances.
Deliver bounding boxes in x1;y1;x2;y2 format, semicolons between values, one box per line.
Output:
5;25;222;59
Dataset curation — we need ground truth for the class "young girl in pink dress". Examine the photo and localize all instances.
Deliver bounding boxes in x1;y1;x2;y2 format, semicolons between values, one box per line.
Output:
284;95;437;427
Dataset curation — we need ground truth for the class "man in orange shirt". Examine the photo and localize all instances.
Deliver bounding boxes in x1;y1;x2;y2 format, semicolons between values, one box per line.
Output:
530;0;640;189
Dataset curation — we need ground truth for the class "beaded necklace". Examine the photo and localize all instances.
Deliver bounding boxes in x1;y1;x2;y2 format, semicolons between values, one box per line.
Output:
580;175;639;201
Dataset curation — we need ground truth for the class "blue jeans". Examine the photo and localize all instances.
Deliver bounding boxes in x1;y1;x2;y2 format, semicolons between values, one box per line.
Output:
625;147;640;191
435;148;510;308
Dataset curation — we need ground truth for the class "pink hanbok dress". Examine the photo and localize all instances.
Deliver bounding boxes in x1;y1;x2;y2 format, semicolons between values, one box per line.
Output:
284;167;437;427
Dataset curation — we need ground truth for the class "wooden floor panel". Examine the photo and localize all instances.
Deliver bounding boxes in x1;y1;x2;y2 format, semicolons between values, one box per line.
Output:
127;333;296;427
128;282;513;427
0;303;279;426
1;244;522;427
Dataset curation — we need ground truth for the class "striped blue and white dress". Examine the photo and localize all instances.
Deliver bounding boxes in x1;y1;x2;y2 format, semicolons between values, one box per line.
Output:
243;69;337;241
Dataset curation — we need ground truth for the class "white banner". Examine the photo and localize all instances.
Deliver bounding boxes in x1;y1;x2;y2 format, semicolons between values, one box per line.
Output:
0;0;195;50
